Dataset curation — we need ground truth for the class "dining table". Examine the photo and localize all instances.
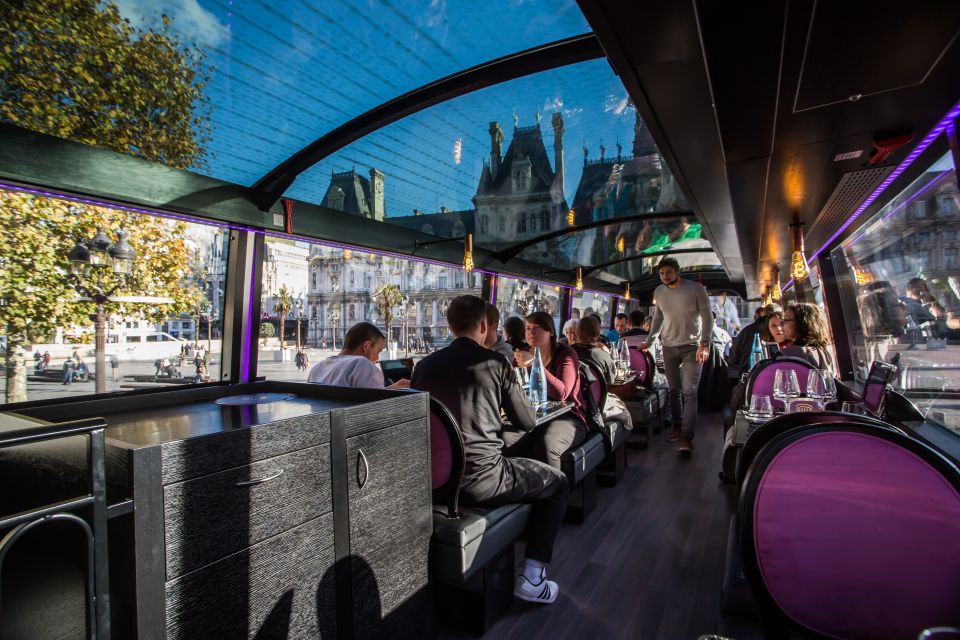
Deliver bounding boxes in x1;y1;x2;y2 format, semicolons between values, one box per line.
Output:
501;400;572;428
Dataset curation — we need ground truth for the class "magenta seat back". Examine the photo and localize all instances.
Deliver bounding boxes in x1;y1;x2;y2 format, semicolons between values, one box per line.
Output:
628;348;649;384
429;414;452;489
751;431;960;639
747;358;815;410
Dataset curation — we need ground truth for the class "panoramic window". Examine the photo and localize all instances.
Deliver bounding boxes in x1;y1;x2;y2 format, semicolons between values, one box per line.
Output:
831;151;960;430
494;277;562;339
290;57;705;288
257;238;480;382
0;188;227;404
1;0;589;186
571;290;612;328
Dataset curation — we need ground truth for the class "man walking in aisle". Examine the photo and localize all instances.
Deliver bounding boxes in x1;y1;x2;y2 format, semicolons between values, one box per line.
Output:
640;257;712;455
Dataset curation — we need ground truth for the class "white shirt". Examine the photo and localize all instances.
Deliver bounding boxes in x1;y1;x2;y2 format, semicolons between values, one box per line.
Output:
307;355;385;389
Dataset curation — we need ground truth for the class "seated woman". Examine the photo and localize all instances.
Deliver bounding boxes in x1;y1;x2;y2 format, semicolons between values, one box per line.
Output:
760;310;792;349
560;318;578;345
781;302;835;373
571;315;634;430
507;312;587;470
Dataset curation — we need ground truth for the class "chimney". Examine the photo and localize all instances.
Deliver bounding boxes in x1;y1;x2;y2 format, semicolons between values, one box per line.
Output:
369;168;384;221
551;112;564;192
489;121;503;180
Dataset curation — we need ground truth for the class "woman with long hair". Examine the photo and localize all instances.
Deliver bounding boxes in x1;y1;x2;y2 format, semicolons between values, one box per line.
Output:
503;316;529;351
510;311;587;469
759;311;791;348
781;302;835;372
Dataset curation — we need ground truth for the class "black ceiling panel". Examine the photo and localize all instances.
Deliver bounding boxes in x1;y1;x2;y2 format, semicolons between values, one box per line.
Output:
793;0;960;112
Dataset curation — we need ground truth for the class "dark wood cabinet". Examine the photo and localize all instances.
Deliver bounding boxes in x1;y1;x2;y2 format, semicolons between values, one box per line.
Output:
344;419;433;640
7;382;432;640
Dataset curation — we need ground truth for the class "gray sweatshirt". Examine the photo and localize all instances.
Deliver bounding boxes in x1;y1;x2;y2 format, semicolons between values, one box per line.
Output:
647;279;713;347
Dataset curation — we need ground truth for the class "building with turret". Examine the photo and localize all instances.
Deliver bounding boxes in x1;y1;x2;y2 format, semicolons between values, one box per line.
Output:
320;168;385;221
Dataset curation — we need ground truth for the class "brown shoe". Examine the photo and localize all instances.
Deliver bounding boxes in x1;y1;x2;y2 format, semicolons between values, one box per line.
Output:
678;436;693;455
666;429;681;442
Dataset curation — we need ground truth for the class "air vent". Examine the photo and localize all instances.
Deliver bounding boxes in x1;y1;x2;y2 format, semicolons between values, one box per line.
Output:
833;150;863;161
806;166;893;253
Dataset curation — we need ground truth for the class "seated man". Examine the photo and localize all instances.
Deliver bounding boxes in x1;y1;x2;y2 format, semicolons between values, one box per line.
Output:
307;322;409;389
483;302;516;363
620;310;648;337
411;295;568;604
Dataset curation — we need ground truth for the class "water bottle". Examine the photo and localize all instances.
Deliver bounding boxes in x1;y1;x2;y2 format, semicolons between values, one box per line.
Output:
528;347;548;409
749;332;764;370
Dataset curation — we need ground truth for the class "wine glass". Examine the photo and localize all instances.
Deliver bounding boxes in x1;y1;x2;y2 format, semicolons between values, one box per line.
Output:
784;370;801;400
749;394;773;419
773;370;787;403
822;371;837;402
806;370;826;400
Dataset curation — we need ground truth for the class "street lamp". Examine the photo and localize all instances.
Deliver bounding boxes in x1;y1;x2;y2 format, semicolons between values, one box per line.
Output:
327;308;339;351
68;227;136;393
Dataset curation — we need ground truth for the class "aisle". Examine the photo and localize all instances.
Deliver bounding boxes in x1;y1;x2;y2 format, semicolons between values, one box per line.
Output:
440;412;736;640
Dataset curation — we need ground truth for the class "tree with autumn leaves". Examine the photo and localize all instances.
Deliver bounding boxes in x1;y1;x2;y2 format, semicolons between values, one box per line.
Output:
0;0;213;402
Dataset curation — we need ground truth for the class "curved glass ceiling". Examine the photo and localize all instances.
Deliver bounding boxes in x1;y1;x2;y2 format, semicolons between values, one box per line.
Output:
1;0;589;185
289;57;698;282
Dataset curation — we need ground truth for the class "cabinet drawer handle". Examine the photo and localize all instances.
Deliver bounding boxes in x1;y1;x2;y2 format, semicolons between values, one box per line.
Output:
357;449;369;489
236;469;284;487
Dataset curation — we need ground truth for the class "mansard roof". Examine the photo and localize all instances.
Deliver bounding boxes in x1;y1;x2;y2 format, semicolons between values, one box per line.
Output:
321;170;373;217
477;125;556;198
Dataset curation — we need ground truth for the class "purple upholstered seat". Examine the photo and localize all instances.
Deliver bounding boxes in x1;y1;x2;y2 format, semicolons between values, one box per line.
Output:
628;347;650;386
746;358;816;411
752;431;960;639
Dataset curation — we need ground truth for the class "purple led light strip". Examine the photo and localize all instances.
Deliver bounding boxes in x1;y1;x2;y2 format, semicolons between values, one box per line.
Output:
785;97;960;289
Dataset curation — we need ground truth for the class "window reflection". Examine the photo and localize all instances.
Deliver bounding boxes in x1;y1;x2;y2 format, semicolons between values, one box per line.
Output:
494;277;562;340
833;151;960;431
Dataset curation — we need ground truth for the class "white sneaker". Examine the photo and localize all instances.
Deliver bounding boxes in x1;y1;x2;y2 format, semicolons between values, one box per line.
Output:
514;575;559;604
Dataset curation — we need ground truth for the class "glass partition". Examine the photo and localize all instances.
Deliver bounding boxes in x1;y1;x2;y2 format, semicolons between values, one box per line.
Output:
258;237;480;381
494;276;562;338
0;188;228;404
831;151;960;431
571;290;613;327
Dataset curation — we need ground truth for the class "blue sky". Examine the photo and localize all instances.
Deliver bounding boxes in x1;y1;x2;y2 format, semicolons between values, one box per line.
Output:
113;0;641;214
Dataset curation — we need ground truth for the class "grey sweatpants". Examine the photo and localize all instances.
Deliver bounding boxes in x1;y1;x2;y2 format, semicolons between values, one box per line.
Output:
662;344;703;439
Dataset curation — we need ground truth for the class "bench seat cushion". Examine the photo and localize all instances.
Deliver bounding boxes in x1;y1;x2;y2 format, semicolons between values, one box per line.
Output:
607;420;630;450
560;432;605;486
431;503;531;583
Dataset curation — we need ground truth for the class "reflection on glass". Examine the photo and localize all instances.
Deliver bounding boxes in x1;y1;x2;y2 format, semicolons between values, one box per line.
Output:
292;59;702;282
571;290;612;327
832;151;960;431
495;277;561;340
259;238;481;381
0;188;227;405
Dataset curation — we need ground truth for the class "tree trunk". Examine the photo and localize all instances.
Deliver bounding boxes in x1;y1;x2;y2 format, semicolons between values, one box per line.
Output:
4;337;28;404
279;313;286;350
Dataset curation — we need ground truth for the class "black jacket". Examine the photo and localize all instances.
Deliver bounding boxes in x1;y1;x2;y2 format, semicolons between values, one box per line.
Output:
411;337;536;481
729;320;762;376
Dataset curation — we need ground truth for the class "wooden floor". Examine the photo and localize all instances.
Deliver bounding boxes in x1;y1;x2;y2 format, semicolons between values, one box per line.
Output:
440;412;739;640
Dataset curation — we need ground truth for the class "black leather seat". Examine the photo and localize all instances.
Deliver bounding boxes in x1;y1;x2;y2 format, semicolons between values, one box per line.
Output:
560;431;606;486
431;503;531;584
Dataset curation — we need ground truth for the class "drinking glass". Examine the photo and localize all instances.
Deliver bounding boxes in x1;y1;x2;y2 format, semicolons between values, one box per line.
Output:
822;371;837;402
918;628;960;640
773;370;786;402
841;401;869;416
806;370;826;400
784;370;801;399
748;394;773;418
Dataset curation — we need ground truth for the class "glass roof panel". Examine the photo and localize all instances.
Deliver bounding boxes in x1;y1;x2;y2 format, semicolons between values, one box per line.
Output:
288;58;700;281
1;1;589;184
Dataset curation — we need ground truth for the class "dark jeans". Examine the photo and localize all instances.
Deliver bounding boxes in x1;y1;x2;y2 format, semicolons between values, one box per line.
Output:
662;344;703;439
460;457;569;563
501;416;588;470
